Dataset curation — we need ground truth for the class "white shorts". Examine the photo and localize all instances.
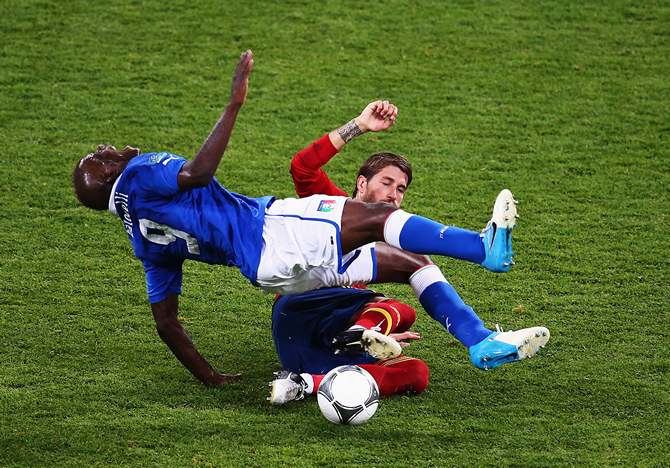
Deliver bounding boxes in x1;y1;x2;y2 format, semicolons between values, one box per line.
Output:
255;195;377;295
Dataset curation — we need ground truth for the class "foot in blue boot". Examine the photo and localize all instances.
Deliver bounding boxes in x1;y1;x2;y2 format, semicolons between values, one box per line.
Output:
481;189;518;272
470;325;550;370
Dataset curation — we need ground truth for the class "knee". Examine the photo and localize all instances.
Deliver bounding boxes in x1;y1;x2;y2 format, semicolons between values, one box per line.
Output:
385;299;417;333
373;243;433;284
342;199;397;229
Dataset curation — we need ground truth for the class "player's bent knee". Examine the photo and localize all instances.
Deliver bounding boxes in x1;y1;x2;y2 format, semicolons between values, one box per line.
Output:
341;200;398;251
385;299;417;333
372;243;432;284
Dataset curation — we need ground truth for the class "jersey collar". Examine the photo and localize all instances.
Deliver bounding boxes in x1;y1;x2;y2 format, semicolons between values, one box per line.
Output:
108;176;121;216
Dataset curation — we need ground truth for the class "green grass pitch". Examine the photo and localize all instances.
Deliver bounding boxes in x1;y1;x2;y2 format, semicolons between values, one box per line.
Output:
1;0;668;466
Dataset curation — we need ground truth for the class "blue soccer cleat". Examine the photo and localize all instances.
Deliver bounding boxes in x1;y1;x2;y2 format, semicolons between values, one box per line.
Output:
481;189;518;272
469;325;550;370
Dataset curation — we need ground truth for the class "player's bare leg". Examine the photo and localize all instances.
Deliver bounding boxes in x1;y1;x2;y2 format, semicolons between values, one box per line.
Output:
340;200;395;254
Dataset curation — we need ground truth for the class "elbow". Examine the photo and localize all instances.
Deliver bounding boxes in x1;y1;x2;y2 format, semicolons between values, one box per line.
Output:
151;294;181;341
154;316;185;347
289;158;301;178
154;317;172;338
153;309;180;338
187;174;213;189
290;157;313;185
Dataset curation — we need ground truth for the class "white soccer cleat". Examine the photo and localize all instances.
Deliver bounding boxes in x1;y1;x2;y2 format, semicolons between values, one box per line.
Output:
268;371;308;405
331;328;402;360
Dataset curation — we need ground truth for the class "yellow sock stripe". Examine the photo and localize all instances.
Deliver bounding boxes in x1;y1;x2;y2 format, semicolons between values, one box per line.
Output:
363;307;394;335
388;305;401;324
379;355;418;367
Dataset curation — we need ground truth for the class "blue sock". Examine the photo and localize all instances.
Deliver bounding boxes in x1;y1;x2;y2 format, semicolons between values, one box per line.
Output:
384;211;485;264
410;265;491;347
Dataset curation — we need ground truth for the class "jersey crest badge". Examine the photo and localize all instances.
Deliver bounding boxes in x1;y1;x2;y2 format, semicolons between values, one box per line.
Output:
148;153;170;165
148;152;178;166
317;199;337;212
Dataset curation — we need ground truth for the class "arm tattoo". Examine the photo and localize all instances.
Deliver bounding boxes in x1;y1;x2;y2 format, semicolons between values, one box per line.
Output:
337;119;363;143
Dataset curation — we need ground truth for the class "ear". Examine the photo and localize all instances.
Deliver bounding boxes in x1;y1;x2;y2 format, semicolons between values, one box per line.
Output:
101;161;127;183
102;169;118;183
356;175;367;195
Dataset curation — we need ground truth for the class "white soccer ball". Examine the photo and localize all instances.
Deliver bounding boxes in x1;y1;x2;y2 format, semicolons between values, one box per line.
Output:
317;365;379;425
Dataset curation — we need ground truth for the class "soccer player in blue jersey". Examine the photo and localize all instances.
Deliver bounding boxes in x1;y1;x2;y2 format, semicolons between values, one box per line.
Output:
73;50;549;387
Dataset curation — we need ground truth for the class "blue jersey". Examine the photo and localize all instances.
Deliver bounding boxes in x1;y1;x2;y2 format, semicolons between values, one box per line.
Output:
111;152;274;303
272;287;385;374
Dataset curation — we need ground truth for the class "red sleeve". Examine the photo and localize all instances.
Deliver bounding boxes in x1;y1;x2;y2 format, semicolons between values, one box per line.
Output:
290;134;349;198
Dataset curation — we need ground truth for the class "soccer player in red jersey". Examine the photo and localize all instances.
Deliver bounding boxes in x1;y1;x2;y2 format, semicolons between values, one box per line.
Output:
269;100;548;404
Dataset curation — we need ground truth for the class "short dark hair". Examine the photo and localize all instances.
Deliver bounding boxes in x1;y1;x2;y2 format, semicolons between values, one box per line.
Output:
352;152;412;198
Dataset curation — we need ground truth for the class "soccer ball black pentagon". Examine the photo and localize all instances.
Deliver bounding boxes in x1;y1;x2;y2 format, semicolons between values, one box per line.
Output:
317;365;379;425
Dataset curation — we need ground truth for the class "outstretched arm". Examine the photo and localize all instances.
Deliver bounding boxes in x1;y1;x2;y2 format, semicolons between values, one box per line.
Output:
289;100;397;197
151;294;242;385
178;50;255;190
289;135;349;198
328;100;398;151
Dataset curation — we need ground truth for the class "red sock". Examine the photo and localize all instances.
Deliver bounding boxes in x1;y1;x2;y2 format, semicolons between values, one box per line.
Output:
310;374;324;394
310;358;429;395
359;357;429;395
354;300;416;335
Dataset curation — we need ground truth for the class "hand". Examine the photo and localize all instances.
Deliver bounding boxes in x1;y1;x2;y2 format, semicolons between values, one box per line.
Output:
180;50;254;189
355;100;398;133
230;50;254;106
389;331;420;347
204;372;243;386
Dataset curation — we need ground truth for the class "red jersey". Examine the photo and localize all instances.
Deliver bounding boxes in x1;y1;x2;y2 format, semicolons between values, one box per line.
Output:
290;134;349;198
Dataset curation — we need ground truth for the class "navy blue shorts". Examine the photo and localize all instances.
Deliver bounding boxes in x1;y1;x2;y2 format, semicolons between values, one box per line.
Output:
272;287;385;374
